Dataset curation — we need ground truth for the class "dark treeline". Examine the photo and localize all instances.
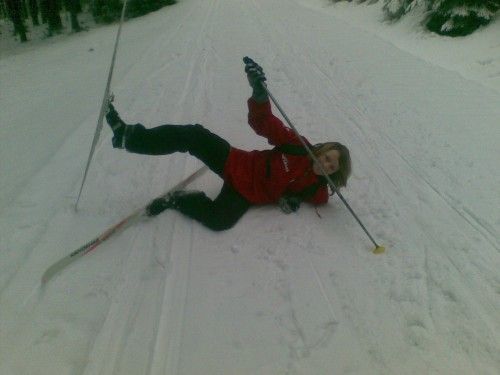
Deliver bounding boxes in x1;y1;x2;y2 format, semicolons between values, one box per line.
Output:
91;0;176;23
1;0;176;43
3;0;497;44
335;0;500;36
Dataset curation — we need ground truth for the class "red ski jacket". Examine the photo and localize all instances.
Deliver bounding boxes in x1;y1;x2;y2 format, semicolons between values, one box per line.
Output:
223;98;329;205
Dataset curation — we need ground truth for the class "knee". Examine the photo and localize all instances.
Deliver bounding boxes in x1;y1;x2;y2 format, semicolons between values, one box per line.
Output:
205;217;240;232
182;124;209;145
185;123;206;134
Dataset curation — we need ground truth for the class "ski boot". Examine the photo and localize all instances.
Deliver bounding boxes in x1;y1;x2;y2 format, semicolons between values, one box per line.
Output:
146;190;204;217
105;102;128;149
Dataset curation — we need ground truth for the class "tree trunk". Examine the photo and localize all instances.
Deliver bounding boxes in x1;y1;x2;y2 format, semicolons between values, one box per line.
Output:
5;0;28;42
0;0;7;19
28;0;39;25
21;0;28;19
69;10;80;31
64;0;81;32
40;0;62;34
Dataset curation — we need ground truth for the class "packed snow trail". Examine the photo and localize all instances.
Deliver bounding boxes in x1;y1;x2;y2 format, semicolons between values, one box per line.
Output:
1;0;499;374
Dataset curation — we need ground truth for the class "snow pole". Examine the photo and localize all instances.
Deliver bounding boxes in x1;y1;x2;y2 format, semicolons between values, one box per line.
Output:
261;81;385;254
75;0;129;210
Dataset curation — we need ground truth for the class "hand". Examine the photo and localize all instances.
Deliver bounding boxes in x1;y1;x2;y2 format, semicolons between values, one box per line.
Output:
279;195;301;214
243;56;268;102
243;56;267;88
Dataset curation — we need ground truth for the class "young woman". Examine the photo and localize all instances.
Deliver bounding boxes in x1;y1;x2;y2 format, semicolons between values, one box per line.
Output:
105;58;351;231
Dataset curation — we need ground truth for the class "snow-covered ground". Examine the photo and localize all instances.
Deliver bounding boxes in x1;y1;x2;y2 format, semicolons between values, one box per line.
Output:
1;0;499;374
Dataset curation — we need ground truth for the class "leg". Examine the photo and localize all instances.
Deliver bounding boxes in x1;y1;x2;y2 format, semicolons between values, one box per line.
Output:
105;105;230;177
172;184;251;231
126;123;230;177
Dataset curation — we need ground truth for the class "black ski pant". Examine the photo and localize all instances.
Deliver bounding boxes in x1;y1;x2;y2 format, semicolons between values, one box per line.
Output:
125;123;251;231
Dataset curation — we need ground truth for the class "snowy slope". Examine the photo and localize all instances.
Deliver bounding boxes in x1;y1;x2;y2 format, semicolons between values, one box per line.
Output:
1;0;499;374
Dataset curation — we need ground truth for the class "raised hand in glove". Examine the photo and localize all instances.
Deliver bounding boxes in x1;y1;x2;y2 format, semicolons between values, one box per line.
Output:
243;56;268;102
278;195;301;214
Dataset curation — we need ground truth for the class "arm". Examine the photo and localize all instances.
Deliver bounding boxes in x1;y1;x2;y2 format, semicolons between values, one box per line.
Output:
244;57;302;146
247;98;301;146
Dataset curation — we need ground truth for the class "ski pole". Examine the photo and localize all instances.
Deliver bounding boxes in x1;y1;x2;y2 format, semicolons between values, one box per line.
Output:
75;0;129;210
261;83;385;254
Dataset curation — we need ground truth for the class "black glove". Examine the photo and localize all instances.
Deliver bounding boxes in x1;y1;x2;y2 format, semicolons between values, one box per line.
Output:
278;195;301;214
146;197;171;217
243;56;268;102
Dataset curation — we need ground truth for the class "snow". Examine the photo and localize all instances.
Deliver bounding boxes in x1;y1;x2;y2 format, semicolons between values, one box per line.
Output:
1;0;499;373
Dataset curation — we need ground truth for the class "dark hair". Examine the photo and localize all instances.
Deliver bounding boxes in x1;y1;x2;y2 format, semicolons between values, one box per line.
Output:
312;142;351;188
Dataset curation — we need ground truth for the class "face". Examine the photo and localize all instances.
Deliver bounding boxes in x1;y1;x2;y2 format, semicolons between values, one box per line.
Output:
312;149;340;175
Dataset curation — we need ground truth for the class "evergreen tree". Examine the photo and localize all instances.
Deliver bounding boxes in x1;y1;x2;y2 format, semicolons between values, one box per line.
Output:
40;0;63;34
28;0;40;26
5;0;28;41
1;1;6;19
63;0;82;31
383;0;422;20
427;0;500;36
127;0;176;18
381;0;500;36
90;0;176;24
90;0;121;24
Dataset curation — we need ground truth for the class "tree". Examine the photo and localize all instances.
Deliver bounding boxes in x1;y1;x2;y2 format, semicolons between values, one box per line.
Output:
1;1;7;19
90;0;121;23
426;0;500;36
64;0;82;32
40;0;63;34
127;0;176;18
383;0;422;20
28;0;40;26
380;0;500;36
5;0;28;42
90;0;176;24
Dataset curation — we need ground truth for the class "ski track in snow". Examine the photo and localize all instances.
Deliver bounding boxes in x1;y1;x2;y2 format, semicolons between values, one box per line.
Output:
82;2;222;374
1;0;500;374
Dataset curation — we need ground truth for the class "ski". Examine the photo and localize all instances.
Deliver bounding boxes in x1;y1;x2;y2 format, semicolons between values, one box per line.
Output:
42;166;208;285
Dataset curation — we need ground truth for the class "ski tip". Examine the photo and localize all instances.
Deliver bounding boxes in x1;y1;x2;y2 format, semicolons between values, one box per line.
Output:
373;245;386;254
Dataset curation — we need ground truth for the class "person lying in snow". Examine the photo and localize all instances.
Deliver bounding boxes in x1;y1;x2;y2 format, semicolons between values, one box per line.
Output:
105;57;351;231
